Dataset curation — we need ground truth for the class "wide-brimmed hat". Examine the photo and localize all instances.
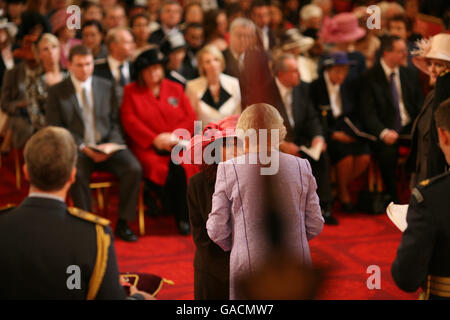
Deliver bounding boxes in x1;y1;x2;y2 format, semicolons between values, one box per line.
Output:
134;47;167;75
319;13;366;44
321;51;356;68
412;33;450;76
0;18;18;39
280;29;314;53
184;115;239;165
160;31;187;56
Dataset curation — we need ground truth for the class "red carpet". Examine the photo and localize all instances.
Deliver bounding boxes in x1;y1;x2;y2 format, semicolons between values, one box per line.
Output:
0;152;419;300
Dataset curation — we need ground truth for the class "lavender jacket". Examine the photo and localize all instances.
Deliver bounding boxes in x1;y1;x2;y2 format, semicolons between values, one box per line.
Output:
206;151;324;299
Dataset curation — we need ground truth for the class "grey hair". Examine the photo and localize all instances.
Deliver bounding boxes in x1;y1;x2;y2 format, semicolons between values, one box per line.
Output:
105;26;133;49
272;52;296;75
229;17;256;34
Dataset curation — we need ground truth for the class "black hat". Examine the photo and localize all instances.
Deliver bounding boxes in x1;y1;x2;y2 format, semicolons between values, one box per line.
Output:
160;31;187;56
134;47;167;75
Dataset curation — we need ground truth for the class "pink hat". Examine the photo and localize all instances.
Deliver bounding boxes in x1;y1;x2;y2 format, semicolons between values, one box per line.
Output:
412;33;450;76
183;115;239;165
50;9;70;34
319;13;366;44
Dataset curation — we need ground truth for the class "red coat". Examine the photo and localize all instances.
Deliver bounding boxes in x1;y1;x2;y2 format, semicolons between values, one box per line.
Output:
121;79;197;185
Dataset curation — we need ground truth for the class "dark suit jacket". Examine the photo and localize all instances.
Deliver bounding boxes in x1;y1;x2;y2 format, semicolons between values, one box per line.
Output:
222;49;240;79
148;28;166;44
0;197;125;299
310;76;362;141
359;63;423;137
266;80;323;145
93;60;135;84
187;171;230;300
45;76;125;147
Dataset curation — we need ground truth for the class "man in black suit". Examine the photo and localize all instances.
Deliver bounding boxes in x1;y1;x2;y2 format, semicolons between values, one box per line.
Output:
392;98;450;300
148;0;182;45
269;53;337;225
93;27;135;104
0;126;148;299
46;45;142;242
250;0;277;52
359;35;423;203
222;17;256;79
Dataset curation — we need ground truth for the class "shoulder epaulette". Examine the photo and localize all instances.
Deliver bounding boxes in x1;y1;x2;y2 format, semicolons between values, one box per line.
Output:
439;69;449;77
0;204;15;213
418;171;450;189
68;207;110;226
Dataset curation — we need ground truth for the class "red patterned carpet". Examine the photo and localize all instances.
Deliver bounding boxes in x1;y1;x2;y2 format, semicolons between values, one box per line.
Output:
0;152;418;300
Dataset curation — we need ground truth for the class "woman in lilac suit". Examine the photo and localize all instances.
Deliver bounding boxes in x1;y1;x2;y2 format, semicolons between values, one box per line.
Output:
206;103;324;300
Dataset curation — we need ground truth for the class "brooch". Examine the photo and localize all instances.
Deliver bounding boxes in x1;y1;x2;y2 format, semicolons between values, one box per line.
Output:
168;97;179;107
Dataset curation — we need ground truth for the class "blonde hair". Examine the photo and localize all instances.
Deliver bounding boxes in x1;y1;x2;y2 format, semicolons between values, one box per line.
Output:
34;33;60;53
196;44;226;76
237;103;287;145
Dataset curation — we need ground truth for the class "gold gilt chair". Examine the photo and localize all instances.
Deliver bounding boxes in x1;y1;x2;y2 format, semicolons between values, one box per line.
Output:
89;171;146;236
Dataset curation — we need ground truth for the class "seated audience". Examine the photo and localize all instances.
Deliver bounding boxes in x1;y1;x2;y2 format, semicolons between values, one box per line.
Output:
160;31;189;86
207;103;324;299
81;20;108;62
50;9;82;69
222;17;256;79
82;1;105;24
94;27;136;104
310;52;370;211
149;0;182;45
130;13;152;58
0;34;59;149
250;0;276;52
102;4;128;31
46;45;142;242
299;4;323;32
203;9;228;51
0;126;148;299
267;53;337;225
387;14;417;68
182;22;204;80
319;12;367;81
120;47;196;235
392;98;450;300
359;35;423;203
407;33;450;187
185;45;241;128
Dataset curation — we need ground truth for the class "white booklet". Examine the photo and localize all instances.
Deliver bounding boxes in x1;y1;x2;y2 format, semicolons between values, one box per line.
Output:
386;202;409;232
299;140;324;161
343;117;377;142
89;143;127;155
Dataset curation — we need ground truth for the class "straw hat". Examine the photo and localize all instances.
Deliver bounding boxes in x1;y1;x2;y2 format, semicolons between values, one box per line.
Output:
319;12;366;44
0;18;18;39
412;33;450;76
280;29;314;53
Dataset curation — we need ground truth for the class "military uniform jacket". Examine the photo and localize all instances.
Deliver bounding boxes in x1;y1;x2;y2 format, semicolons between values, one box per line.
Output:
0;197;125;300
392;171;450;299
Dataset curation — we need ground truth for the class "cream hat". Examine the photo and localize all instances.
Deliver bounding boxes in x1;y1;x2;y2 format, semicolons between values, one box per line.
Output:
412;33;450;75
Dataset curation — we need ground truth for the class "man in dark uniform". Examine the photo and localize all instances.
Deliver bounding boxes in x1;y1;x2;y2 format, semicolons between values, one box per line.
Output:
0;126;149;299
392;96;450;300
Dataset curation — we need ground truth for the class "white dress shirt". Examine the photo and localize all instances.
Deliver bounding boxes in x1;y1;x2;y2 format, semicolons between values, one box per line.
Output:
275;77;295;128
324;70;343;118
380;58;411;130
107;55;130;84
71;74;94;110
